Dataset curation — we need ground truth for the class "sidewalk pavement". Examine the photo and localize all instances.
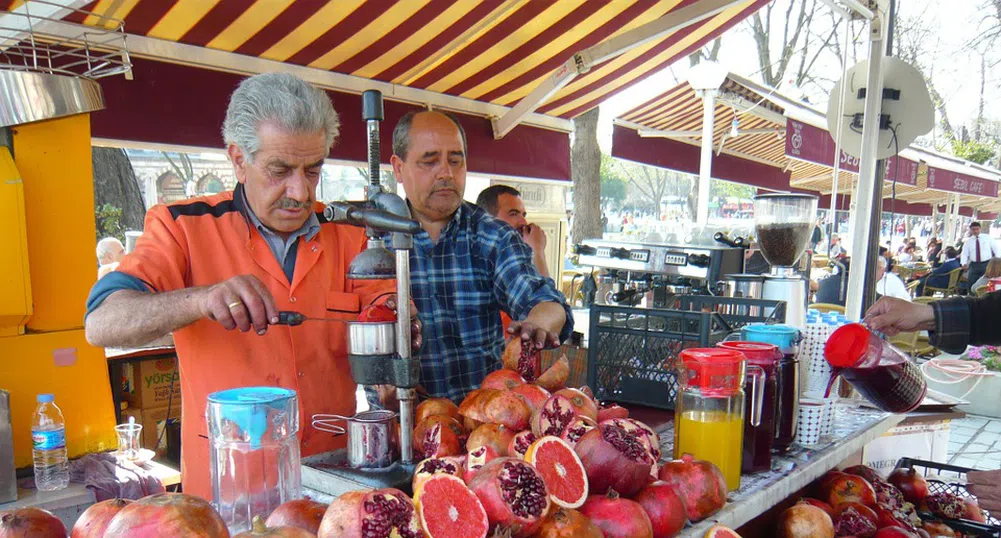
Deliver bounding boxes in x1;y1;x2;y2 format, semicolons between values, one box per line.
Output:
948;413;1001;471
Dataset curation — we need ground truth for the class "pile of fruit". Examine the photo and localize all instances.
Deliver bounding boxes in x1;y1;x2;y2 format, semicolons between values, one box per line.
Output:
777;464;991;538
406;338;734;538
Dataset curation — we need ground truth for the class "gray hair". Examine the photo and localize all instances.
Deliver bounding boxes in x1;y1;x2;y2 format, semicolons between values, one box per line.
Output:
877;256;887;270
392;110;467;160
222;73;340;162
96;237;123;263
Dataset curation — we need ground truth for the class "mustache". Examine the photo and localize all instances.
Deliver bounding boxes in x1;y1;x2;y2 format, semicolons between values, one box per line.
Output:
273;198;311;210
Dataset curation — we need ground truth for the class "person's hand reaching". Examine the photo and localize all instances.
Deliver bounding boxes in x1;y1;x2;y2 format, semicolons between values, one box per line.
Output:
864;296;935;337
967;469;1001;515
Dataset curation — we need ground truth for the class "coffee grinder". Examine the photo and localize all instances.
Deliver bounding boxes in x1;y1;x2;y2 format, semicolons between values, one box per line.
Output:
300;90;424;497
754;193;818;328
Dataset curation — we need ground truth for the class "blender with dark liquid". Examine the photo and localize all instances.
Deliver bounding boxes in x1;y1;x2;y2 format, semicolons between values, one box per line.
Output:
753;193;818;329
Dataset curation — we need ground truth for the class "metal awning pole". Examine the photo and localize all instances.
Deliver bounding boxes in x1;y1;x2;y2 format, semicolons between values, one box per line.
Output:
844;7;889;321
696;89;717;228
828;15;853;255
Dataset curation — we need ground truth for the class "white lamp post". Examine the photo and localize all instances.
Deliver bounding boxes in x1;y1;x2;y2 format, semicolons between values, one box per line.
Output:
687;61;728;228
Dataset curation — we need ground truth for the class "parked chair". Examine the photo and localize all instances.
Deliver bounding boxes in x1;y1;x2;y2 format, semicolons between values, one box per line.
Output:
812;303;845;314
923;268;963;297
905;279;920;298
889;331;920;357
910;297;938;357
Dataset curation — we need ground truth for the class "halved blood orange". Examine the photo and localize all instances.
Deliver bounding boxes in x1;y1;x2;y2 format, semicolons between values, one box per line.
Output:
704;523;742;538
524;435;588;509
415;474;489;538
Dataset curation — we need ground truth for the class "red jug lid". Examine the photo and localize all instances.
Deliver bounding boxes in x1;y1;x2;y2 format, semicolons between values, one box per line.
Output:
824;323;871;368
680;348;745;395
717;341;781;367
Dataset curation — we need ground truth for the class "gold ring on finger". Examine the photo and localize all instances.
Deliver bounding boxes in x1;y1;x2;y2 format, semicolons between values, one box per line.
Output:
227;301;243;310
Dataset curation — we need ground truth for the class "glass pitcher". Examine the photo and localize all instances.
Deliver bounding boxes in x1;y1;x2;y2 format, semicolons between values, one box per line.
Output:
741;323;801;452
717;341;780;474
824;323;927;413
207;387;301;534
674;348;761;491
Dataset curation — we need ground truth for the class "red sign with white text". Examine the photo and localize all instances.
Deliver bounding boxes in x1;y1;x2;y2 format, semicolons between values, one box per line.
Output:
785;119;860;173
885;156;919;186
927;166;999;197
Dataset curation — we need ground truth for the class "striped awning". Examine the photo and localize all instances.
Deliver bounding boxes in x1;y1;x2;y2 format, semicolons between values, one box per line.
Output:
12;0;768;122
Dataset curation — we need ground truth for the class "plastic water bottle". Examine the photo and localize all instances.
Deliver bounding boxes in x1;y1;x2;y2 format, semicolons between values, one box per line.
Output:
32;393;69;491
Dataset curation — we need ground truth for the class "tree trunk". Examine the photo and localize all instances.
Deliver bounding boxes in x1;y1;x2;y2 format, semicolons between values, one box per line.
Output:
93;147;146;235
571;107;602;243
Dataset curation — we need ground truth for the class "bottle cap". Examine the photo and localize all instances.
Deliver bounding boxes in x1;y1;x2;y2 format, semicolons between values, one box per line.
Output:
37;394;54;403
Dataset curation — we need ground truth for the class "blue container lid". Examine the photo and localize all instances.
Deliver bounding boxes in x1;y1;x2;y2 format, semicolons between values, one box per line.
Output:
741;324;801;351
37;393;53;403
208;387;297;449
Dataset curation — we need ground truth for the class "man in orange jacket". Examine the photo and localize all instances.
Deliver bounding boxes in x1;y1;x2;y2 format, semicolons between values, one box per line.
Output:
84;73;418;499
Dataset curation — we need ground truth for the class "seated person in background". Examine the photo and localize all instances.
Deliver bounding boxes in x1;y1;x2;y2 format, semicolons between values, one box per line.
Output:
828;234;845;258
897;245;916;264
876;256;910;301
926;237;942;265
879;246;894;273
814;257;850;306
972;257;1001;292
96;237;125;279
917;246;960;296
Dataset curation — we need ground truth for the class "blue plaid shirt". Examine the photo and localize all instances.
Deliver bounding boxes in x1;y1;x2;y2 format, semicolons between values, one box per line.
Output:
410;202;572;403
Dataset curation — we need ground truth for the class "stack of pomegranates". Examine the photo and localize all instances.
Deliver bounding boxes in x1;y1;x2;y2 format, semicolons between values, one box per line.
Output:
777;463;990;538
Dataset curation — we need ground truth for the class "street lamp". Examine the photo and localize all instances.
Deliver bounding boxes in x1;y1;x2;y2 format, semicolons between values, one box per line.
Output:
686;61;728;228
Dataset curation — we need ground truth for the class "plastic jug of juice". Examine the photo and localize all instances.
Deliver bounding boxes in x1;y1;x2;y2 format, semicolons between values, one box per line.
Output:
824;323;927;413
674;348;762;491
717;341;780;474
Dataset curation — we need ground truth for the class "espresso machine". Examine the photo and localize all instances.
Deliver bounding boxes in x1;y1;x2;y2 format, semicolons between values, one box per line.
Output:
754;193;818;329
298;90;424;497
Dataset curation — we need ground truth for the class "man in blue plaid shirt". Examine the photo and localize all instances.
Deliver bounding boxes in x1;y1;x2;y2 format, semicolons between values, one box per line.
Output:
390;110;573;403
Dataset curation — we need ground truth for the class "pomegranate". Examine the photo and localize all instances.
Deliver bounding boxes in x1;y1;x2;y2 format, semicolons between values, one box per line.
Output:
843;465;883;485
481;369;527;391
872;478;905;510
778;503;835;538
657;454;728;522
575;419;654;497
71;498;133;538
559;416;596;448
635;481;688;538
482;390;532;430
510;384;550;412
359;304;396;322
874;504;917;532
914;529;932;538
834;502;878;537
597;402;629;422
502;338;542;382
467;457;551;537
578;490;654;538
535;507;602;538
962;496;986;523
0;507;67;538
413;415;466;449
265;498;326;535
553;388;599;422
414;474;489;538
824;473;877;508
923;492;964;519
507;430;537;459
464;416;483;432
873;527;919;538
418;420;463;458
467;423;516;457
459;388;502;424
465;445;499;483
920;521;956;537
800;498;836;518
532;394;578;437
578;385;596;402
416;398;460;424
412;457;465;497
234;516;313;537
104;492;229;537
887;468;929;506
317;488;422;538
536;356;570;392
612;418;661;460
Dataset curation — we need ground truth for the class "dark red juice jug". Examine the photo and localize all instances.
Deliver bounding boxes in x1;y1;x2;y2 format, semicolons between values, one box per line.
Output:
718;341;779;473
824;323;927;413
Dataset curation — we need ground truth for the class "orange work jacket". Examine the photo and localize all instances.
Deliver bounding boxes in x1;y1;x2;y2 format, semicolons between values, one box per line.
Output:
115;186;392;499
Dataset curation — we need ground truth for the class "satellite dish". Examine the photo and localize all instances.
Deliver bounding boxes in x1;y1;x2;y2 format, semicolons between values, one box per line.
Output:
826;57;934;160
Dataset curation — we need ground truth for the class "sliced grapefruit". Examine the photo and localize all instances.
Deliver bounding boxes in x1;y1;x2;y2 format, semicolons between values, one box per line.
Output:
524;435;589;509
704;523;742;537
415;473;489;538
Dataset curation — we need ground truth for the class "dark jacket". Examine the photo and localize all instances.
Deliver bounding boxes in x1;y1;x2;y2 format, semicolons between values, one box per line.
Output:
926;258;960;288
931;292;1001;353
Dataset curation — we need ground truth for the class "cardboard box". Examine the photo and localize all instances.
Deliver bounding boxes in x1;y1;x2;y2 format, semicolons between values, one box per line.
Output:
122;404;180;454
125;357;181;409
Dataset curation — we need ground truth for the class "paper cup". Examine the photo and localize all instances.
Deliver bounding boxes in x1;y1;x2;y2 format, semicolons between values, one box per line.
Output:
796;397;825;446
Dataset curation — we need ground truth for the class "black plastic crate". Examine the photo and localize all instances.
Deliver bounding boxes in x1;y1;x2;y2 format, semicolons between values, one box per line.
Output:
586;304;731;410
672;295;787;331
895;457;1001;537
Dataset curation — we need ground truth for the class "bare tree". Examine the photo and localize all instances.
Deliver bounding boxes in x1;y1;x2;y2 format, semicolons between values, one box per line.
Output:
688;38;722;66
614;160;694;221
571;107;602;242
161;151;195;191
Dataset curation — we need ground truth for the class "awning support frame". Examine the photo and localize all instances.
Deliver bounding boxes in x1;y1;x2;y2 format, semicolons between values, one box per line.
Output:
491;0;745;139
